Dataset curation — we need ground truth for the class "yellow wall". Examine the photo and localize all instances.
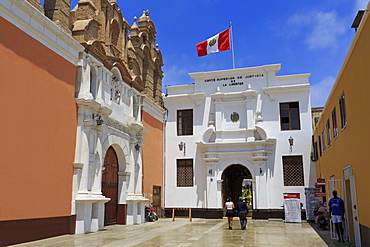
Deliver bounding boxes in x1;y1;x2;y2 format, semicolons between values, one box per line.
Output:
314;10;370;229
0;17;76;220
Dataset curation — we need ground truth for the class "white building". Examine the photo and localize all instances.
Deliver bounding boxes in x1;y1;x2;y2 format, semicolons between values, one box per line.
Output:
164;64;316;219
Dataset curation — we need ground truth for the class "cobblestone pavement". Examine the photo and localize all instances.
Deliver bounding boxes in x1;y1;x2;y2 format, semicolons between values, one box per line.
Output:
12;218;334;247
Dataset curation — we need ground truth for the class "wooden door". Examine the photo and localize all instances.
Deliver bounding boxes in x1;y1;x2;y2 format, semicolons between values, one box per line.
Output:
153;186;161;217
102;146;118;226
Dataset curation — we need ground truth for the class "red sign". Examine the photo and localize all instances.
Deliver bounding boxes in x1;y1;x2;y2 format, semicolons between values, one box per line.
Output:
317;179;325;185
314;192;327;197
284;193;300;199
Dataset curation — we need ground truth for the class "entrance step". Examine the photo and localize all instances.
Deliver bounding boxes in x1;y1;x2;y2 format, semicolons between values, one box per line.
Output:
268;218;283;222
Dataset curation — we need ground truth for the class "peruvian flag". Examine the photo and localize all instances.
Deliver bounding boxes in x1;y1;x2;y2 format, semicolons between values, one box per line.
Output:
196;29;230;57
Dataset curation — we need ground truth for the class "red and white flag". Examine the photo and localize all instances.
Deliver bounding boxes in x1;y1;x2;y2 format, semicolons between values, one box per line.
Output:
196;29;230;57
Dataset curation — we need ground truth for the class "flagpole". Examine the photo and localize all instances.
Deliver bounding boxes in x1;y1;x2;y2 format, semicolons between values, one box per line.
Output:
230;22;235;69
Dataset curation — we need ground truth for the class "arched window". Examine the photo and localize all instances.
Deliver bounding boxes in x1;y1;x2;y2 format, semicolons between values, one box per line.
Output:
111;20;120;47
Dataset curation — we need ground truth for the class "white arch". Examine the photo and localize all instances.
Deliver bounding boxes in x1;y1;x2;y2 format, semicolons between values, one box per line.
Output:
101;134;129;172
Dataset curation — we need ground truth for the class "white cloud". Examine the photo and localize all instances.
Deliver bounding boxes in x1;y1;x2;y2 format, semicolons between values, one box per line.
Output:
287;10;346;50
311;76;336;107
356;0;369;10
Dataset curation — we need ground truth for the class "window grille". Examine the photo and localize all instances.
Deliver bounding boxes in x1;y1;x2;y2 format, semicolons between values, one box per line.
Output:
283;156;304;186
177;159;193;187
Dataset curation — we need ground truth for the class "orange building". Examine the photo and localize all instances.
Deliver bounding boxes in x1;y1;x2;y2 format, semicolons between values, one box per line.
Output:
312;5;370;246
0;0;83;246
142;102;166;217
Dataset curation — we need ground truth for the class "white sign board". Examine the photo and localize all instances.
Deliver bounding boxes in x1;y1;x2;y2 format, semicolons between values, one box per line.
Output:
284;199;301;223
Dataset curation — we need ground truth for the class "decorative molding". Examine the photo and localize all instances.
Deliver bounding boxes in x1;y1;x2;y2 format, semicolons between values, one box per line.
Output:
73;163;84;170
118;171;131;177
1;0;83;65
263;83;310;101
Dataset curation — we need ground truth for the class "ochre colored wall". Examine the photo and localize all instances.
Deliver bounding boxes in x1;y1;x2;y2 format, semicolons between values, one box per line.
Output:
314;11;370;230
0;17;76;220
142;111;164;205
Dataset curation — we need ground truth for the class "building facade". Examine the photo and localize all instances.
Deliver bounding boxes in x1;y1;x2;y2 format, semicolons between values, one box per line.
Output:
312;5;370;246
68;0;165;234
164;64;316;219
0;0;83;245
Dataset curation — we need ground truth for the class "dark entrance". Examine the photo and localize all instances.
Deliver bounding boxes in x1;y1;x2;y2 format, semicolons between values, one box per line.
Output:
222;165;252;209
102;146;119;226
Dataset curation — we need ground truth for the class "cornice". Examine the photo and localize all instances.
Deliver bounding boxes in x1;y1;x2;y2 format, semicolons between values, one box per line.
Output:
188;64;281;81
1;0;83;64
163;92;206;102
263;83;310;101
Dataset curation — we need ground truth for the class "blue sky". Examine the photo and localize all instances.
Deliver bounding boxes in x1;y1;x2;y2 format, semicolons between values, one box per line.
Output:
70;0;368;107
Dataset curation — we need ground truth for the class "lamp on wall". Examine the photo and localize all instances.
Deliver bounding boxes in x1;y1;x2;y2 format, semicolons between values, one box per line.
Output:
178;141;186;155
135;143;141;151
288;136;294;152
96;115;103;126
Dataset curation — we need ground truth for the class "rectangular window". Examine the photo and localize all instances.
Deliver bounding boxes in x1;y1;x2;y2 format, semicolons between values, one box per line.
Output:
332;107;338;139
177;109;193;136
326;119;331;146
312;136;318;161
283;155;304;186
280;102;301;131
339;92;347;129
318;136;322;157
177;159;193;187
321;128;326;151
314;141;318;161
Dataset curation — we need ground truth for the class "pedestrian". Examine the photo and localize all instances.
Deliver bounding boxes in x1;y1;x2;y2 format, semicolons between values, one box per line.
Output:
329;190;345;243
224;197;234;230
235;196;249;230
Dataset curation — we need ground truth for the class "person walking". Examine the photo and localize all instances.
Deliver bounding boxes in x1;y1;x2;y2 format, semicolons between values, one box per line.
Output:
224;197;235;230
329;190;345;243
235;196;249;230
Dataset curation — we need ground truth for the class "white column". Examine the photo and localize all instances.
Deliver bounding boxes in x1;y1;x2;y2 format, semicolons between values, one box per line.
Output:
75;200;94;234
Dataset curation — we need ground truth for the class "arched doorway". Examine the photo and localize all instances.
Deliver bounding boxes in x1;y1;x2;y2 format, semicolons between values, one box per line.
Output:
222;165;253;211
102;146;119;225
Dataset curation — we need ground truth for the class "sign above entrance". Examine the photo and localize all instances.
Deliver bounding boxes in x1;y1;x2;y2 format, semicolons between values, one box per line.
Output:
283;193;300;199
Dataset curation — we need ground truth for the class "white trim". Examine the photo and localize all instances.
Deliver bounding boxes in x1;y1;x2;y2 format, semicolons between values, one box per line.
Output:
0;0;83;64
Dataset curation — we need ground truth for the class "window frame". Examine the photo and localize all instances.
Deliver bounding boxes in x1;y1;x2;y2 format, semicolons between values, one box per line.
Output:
332;107;338;139
279;102;301;131
326;119;332;146
177;109;193;136
282;155;305;186
176;159;194;187
321;128;326;151
339;92;347;130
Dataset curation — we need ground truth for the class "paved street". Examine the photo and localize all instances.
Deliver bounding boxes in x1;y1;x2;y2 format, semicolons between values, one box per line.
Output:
12;218;335;247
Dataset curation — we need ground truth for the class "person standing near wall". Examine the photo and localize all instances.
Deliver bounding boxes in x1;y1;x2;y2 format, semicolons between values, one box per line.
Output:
235;196;249;230
224;197;235;230
329;190;345;243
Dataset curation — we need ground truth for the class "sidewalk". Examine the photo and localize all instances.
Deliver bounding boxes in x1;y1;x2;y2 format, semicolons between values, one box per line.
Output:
12;218;337;247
